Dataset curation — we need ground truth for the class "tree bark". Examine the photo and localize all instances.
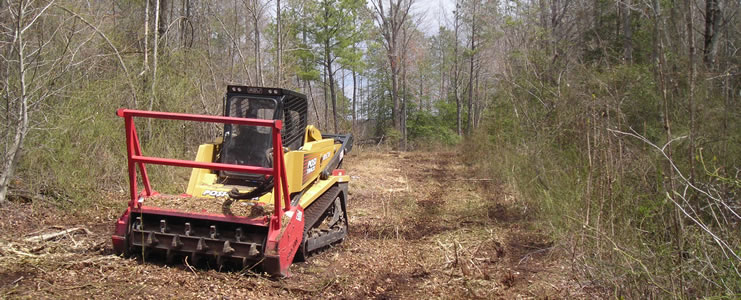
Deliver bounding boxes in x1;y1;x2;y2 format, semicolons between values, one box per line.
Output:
466;0;477;135
276;0;282;86
0;3;29;204
453;2;461;136
401;29;407;150
419;67;424;111
159;0;168;36
306;80;321;125
323;63;329;130
703;0;721;66
439;34;446;105
147;0;161;141
248;0;264;86
686;0;697;184
326;40;338;132
622;0;632;62
143;0;150;75
228;0;236;81
352;68;357;128
180;0;190;48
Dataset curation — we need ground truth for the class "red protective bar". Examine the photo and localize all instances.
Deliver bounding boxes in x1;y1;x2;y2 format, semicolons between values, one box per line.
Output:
276;133;290;211
117;108;291;229
132;122;153;196
131;156;273;174
269;120;293;230
116;109;277;127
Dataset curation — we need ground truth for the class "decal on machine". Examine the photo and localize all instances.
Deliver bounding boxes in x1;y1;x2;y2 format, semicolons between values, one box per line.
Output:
321;151;332;162
306;158;317;174
302;153;322;184
202;190;228;197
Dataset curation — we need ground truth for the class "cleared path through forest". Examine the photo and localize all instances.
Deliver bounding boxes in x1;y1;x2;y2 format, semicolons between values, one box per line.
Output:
0;150;589;299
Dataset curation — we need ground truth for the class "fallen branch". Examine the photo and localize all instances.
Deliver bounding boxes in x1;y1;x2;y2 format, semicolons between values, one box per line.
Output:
24;227;91;243
9;276;23;286
4;246;37;257
517;246;553;265
25;226;64;238
376;135;385;147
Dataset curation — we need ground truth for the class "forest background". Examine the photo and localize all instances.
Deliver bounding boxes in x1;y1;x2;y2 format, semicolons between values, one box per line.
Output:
0;0;739;297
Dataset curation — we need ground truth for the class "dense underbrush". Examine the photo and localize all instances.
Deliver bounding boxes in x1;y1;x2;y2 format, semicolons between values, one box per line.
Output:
463;63;740;298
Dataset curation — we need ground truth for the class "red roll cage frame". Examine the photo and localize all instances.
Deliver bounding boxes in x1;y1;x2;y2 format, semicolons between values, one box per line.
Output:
116;108;292;231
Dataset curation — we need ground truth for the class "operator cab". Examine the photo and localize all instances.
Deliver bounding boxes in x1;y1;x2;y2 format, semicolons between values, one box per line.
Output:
219;85;307;184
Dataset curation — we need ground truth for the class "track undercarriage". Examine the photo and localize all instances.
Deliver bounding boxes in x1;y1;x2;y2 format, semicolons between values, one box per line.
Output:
296;185;348;261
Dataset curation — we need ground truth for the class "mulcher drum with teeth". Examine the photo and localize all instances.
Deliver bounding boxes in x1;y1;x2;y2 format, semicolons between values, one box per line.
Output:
111;86;352;277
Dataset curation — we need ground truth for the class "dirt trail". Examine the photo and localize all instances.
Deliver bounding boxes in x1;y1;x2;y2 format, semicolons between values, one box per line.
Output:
0;150;588;299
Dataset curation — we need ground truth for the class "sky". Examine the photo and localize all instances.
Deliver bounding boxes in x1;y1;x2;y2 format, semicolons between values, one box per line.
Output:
412;0;455;36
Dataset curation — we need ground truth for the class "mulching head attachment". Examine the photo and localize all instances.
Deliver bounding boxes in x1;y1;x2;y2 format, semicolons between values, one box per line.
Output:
111;108;304;277
128;212;266;268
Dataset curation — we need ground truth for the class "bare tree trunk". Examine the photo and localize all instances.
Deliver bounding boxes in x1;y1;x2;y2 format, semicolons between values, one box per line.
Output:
391;57;399;130
159;0;168;36
276;0;282;86
540;0;549;51
143;0;150;75
153;0;161;93
466;0;477;135
229;0;237;81
703;0;721;66
439;34;445;105
686;0;696;184
180;0;190;48
418;68;423;111
249;0;264;86
358;75;363;123
0;4;29;204
453;1;461;136
352;68;357;128
306;80;320;125
147;0;161;140
474;66;481;129
401;42;407;150
622;0;632;62
255;17;263;86
326;41;338;132
323;64;329;130
167;0;173;48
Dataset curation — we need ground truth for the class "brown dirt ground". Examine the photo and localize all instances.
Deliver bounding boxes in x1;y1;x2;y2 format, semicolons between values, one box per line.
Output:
0;149;597;299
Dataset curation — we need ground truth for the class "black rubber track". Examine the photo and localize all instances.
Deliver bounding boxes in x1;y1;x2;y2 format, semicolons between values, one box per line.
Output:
295;185;344;261
302;186;341;231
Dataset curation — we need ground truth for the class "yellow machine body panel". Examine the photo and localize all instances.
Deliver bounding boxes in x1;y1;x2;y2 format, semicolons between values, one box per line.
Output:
186;144;218;196
185;129;346;209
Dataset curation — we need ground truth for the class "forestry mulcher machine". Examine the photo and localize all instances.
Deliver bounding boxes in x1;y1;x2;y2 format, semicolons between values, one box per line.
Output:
111;86;352;276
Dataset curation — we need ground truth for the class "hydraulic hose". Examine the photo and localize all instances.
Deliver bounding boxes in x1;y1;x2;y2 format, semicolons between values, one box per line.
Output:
228;177;274;199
